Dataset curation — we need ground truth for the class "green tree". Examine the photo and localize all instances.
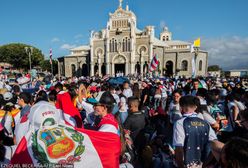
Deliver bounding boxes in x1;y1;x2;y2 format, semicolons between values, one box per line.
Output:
40;60;58;75
0;43;44;70
208;65;222;72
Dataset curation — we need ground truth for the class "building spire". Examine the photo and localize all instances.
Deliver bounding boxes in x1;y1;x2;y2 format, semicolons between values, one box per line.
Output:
119;0;123;8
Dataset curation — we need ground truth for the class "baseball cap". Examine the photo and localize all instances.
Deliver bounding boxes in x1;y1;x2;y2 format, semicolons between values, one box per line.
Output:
3;92;13;101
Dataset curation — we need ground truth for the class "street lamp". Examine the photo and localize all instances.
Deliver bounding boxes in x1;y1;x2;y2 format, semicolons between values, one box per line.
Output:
25;47;33;80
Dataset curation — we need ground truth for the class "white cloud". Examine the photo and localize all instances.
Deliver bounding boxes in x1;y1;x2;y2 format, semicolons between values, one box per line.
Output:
74;34;83;39
60;43;77;50
51;37;60;43
201;36;248;70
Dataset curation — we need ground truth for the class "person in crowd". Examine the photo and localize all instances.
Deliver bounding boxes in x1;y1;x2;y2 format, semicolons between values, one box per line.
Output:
48;89;57;106
132;82;141;100
116;87;128;124
123;81;133;98
93;91;120;135
17;92;31;118
220;137;248;168
110;85;120;104
168;89;183;125
154;81;162;111
55;82;83;128
140;81;149;112
124;96;145;148
160;81;168;110
196;89;220;131
0;95;14;141
191;79;200;96
173;95;217;168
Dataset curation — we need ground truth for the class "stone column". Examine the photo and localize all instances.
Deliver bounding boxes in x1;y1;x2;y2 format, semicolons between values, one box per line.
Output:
90;64;94;76
58;61;61;79
97;54;101;76
130;62;135;74
106;32;110;75
125;61;129;76
90;36;94;77
112;63;115;76
140;55;144;76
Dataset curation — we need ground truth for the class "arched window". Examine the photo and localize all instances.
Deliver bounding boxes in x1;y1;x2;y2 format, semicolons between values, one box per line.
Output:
125;37;128;52
181;60;188;71
115;40;117;52
166;36;169;41
94;63;99;75
112;38;115;52
109;40;112;52
71;64;76;77
199;60;203;71
128;39;131;51
122;39;125;52
162;36;166;41
82;64;88;77
101;64;106;76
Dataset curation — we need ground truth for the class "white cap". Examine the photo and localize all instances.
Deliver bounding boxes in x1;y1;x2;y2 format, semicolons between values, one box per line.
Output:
3;92;13;101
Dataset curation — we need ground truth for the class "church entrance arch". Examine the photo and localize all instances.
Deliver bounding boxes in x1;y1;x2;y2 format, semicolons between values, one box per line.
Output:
82;64;88;77
165;61;173;77
112;55;127;76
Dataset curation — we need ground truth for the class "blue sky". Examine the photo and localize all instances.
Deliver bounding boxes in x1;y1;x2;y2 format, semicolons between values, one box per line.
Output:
1;0;248;70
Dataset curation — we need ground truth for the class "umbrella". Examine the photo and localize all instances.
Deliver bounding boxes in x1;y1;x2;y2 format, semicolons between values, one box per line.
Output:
107;77;129;85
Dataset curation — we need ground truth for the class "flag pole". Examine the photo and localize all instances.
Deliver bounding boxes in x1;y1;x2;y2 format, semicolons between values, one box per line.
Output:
51;61;53;75
50;48;53;76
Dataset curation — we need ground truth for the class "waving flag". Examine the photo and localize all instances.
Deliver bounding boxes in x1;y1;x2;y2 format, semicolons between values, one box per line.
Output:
56;91;83;128
10;124;121;168
194;38;201;47
149;54;159;72
10;101;121;168
191;38;201;78
49;49;53;65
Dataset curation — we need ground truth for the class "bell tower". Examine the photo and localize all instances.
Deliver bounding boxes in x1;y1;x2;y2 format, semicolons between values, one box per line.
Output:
160;26;172;41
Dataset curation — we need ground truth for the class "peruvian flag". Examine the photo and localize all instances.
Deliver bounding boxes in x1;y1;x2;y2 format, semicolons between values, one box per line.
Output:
56;92;83;128
49;48;53;65
149;54;159;72
10;124;121;168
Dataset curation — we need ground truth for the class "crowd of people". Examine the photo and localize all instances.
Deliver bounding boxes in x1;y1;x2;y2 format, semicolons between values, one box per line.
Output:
0;73;248;168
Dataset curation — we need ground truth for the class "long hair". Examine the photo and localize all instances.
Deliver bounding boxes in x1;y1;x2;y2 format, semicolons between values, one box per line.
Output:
223;137;248;168
132;83;141;99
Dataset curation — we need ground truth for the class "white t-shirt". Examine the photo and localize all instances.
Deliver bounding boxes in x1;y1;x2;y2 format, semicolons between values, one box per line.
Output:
197;112;216;125
169;102;182;124
123;88;133;98
119;97;127;112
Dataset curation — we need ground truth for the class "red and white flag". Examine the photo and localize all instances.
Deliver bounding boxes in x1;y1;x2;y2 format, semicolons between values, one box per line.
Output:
10;123;121;168
49;48;53;65
10;101;121;168
149;54;159;72
56;91;83;128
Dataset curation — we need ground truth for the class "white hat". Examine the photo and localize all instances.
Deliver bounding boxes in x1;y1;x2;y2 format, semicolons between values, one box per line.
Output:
215;82;223;88
28;101;63;130
220;89;227;97
3;92;13;101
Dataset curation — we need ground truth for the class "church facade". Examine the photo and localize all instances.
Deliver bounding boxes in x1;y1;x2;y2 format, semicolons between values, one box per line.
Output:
58;1;208;78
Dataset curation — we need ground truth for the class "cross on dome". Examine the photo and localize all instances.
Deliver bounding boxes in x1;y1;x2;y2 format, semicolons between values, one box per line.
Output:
119;0;123;8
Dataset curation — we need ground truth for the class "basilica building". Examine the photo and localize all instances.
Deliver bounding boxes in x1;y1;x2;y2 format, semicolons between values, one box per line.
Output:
58;0;208;78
